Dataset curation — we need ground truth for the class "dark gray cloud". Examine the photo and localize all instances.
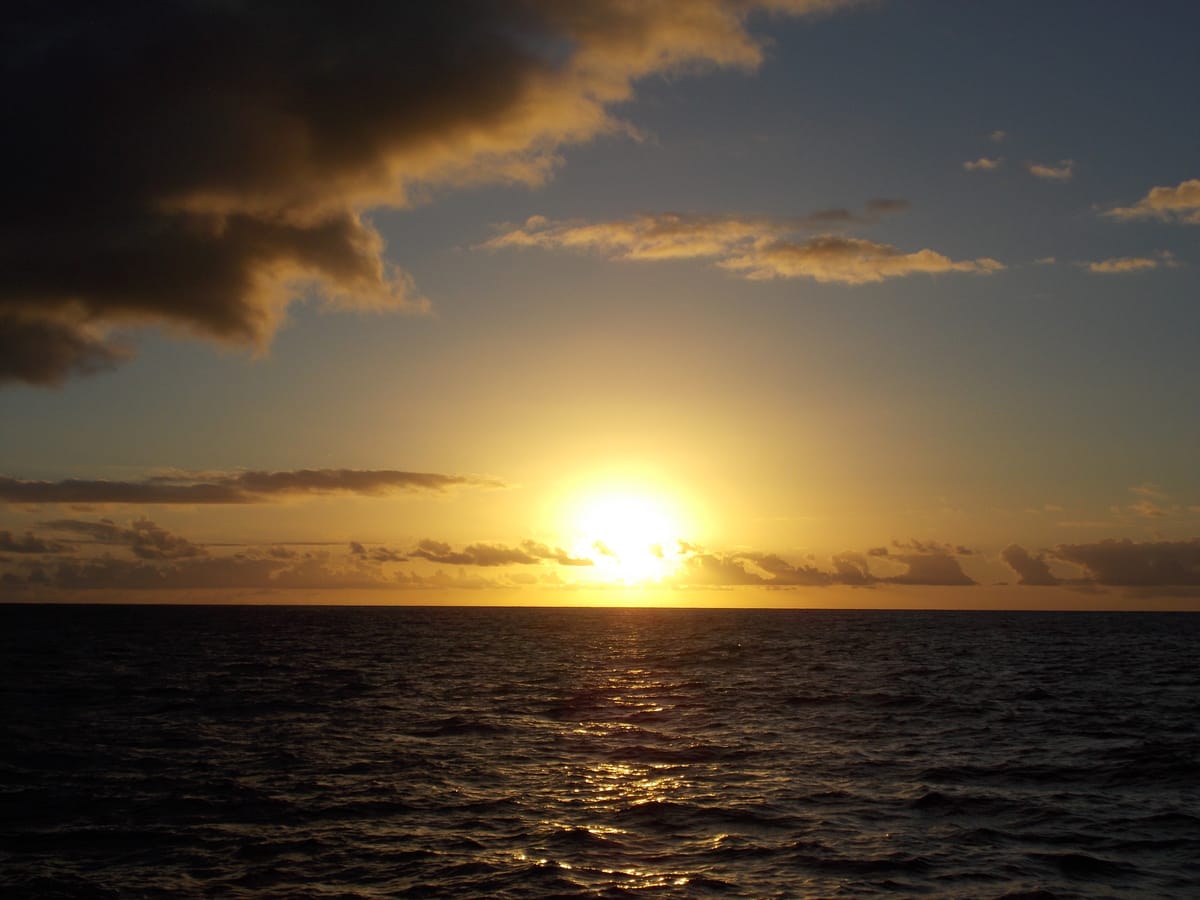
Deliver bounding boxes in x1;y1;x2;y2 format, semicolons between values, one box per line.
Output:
0;469;500;505
1053;539;1200;586
1001;544;1059;586
2;0;861;385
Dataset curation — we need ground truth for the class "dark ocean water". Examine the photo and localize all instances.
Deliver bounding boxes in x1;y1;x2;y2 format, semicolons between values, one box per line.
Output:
1;605;1197;898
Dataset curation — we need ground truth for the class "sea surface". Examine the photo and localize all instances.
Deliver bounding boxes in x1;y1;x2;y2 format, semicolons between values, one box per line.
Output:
1;605;1197;898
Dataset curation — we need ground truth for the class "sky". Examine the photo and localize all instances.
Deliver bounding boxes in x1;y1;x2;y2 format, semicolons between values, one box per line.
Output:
2;0;1199;608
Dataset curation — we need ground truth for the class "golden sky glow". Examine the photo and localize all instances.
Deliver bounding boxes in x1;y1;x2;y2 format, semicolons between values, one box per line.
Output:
1;2;1199;607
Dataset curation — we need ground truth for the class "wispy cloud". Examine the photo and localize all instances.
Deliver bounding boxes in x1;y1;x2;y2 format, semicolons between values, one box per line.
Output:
963;157;1003;172
0;469;502;505
489;212;1002;285
1105;178;1200;224
1027;159;1075;181
1083;251;1173;274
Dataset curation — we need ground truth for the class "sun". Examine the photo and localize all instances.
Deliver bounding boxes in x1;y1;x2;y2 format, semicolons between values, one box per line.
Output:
567;490;687;583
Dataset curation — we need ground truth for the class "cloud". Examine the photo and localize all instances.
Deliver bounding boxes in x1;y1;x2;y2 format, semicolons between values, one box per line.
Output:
44;518;206;560
412;538;592;567
349;542;407;563
665;541;977;588
883;552;975;586
963;157;1003;172
1001;544;1059;586
0;1;866;386
722;237;1004;284
891;538;973;556
0;530;68;554
1027;159;1075;181
1084;252;1173;274
1130;482;1167;499
867;539;976;586
0;469;500;505
487;202;908;259
830;551;872;585
989;130;1007;143
1053;539;1200;586
0;314;132;387
1105;178;1200;224
491;213;1002;285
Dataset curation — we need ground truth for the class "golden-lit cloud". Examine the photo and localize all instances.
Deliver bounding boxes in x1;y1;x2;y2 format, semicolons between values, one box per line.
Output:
0;469;501;505
1027;159;1075;180
963;157;1003;172
0;0;867;386
1105;178;1200;224
722;236;1003;284
1084;255;1164;274
490;212;1003;285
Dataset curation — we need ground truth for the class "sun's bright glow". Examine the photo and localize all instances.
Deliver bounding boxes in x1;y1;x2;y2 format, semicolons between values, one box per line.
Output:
566;490;688;583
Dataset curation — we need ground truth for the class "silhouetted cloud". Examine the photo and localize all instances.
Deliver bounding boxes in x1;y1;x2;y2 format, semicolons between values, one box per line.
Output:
884;554;975;586
830;551;872;584
0;530;68;554
873;539;976;586
412;538;592;567
891;538;973;556
1001;544;1059;586
1;0;866;385
44;518;205;560
1106;178;1200;224
1053;539;1200;586
1027;159;1075;180
349;542;407;563
0;469;500;505
491;213;1002;284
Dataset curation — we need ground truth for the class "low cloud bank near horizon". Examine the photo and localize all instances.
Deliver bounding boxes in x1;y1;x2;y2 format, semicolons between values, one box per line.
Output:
1;0;866;386
0;469;502;505
488;211;1003;285
5;517;1200;596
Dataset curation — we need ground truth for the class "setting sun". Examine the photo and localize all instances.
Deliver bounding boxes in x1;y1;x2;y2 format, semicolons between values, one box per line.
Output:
567;491;687;583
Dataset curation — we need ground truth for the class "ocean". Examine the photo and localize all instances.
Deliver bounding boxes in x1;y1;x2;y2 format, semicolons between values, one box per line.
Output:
1;605;1197;898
